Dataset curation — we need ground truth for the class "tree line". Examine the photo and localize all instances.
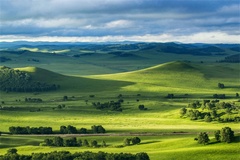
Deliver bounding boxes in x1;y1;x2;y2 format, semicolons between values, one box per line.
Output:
196;127;235;145
92;100;123;112
0;149;150;160
124;137;141;146
0;66;59;92
9;125;106;134
41;137;106;148
42;136;142;148
9;126;53;134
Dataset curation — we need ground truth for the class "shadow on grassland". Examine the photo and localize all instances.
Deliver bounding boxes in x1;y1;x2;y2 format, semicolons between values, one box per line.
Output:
233;135;240;143
140;140;161;145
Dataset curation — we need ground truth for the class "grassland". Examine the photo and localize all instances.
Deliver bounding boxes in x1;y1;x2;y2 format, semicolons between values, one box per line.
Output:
0;44;239;159
0;133;240;159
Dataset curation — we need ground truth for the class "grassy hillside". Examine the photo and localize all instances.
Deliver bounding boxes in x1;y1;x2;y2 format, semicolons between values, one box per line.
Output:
0;134;239;160
2;61;238;95
0;61;239;160
13;66;133;92
93;61;240;95
1;42;239;75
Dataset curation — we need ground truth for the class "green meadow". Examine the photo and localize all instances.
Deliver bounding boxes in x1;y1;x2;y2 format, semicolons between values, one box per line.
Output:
0;44;239;159
1;134;240;160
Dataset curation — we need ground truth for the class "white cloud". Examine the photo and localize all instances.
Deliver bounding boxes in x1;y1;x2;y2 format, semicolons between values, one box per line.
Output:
1;31;239;44
179;31;240;44
35;18;87;28
105;20;133;28
219;4;240;14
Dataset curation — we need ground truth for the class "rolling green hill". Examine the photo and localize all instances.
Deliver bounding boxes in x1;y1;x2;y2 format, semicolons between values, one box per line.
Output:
0;66;133;93
2;61;238;95
0;61;239;160
93;61;240;94
1;42;239;76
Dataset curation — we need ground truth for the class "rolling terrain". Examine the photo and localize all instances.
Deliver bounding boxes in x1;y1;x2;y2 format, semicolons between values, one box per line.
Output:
0;43;239;159
1;42;239;75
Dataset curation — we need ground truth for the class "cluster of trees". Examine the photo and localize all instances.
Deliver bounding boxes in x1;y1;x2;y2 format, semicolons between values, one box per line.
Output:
60;125;105;134
60;125;79;134
25;98;43;102
91;125;106;133
180;100;240;123
138;105;148;110
42;137;106;148
215;127;235;143
92;100;123;111
0;56;11;62
196;127;235;145
8;125;106;134
9;126;52;134
124;137;141;146
166;94;174;99
213;94;226;99
219;54;240;63
0;66;59;92
0;149;149;160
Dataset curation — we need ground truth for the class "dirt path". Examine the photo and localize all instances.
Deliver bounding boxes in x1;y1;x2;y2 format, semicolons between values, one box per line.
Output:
3;130;240;137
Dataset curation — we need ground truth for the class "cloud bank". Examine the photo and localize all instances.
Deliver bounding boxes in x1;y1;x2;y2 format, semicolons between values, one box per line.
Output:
0;0;239;43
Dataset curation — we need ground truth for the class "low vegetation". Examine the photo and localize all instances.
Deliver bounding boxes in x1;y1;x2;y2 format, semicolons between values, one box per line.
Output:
0;149;149;160
196;127;235;145
180;100;240;122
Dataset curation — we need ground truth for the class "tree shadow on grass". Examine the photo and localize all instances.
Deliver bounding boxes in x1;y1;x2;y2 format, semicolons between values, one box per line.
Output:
208;141;221;145
140;140;160;145
208;135;240;145
233;135;240;143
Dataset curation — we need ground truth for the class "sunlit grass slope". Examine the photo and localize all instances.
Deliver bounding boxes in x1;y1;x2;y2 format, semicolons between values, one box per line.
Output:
0;135;239;160
93;61;240;94
14;66;133;92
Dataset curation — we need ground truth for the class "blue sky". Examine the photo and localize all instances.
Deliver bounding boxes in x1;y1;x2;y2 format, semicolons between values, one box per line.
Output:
0;0;239;43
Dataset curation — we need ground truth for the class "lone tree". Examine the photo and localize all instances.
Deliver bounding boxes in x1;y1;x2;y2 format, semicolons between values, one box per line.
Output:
218;83;225;89
132;137;141;145
221;127;234;143
101;140;107;147
197;132;210;145
63;96;68;101
179;107;187;117
91;140;98;147
138;105;147;110
83;139;89;147
124;138;132;146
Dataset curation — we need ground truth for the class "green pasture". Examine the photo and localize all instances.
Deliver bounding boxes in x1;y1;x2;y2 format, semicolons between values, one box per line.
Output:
0;134;239;160
0;60;239;159
1;92;239;133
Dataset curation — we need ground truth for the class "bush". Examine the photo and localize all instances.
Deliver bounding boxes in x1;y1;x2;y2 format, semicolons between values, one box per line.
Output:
197;132;210;145
91;125;106;133
132;137;141;145
221;127;234;143
124;138;131;146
